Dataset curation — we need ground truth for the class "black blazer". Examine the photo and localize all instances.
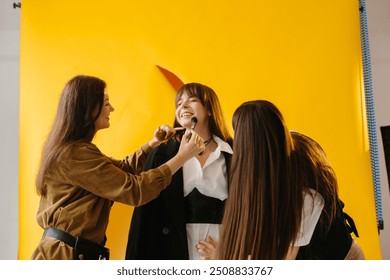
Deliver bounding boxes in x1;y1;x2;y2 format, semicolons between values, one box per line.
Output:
125;140;231;260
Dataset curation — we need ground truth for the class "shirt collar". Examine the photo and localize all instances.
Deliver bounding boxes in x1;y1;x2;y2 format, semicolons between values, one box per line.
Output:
212;135;233;154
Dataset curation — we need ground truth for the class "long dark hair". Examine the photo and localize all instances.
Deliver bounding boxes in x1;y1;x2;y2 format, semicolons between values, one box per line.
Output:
36;75;106;196
173;83;232;145
218;100;302;259
290;131;338;233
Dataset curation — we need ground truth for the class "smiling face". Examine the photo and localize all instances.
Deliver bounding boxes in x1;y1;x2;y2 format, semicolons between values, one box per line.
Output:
94;92;114;132
175;92;209;129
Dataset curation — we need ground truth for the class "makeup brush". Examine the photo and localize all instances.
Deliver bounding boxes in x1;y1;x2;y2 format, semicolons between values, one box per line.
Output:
191;116;198;129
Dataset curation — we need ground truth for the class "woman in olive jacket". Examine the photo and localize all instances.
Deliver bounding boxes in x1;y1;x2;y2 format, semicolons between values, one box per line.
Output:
31;75;204;260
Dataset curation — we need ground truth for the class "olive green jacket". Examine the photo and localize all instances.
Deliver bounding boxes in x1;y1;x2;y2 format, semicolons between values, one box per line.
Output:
31;141;171;260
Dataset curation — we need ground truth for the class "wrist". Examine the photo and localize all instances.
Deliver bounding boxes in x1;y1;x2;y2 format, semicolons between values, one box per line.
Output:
173;153;186;166
149;138;160;149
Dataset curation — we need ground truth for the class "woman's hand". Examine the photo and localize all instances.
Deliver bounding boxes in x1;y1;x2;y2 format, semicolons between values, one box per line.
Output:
165;129;205;175
197;236;217;260
149;124;184;149
177;129;205;160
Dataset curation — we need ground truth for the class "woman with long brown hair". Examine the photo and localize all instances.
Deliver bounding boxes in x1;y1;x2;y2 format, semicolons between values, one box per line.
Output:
218;100;324;259
31;75;204;260
291;131;365;259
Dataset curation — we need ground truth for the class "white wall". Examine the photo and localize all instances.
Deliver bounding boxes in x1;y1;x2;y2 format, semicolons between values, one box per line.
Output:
0;0;20;259
366;0;390;260
0;0;388;259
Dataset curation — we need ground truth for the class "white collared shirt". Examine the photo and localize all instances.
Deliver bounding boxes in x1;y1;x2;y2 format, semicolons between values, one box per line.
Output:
294;188;325;246
183;136;233;260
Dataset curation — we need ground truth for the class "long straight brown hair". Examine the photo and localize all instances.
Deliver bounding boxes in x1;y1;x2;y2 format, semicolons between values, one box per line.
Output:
173;83;233;146
35;75;106;196
218;100;302;259
290;131;338;233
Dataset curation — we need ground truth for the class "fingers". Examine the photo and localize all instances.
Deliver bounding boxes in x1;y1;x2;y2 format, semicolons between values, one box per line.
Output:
187;129;205;148
155;127;166;141
157;125;203;146
196;246;215;260
197;236;217;260
155;124;176;142
196;243;210;259
177;129;205;160
182;128;191;142
198;238;216;248
206;235;215;244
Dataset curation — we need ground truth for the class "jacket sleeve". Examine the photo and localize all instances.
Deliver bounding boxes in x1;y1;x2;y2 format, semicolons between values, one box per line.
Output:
110;143;154;175
59;142;172;206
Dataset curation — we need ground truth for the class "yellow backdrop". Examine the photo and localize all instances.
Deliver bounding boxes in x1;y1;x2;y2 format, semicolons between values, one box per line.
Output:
19;0;382;259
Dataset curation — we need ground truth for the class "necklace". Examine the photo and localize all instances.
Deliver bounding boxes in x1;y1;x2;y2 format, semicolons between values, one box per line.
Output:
199;137;213;155
203;137;213;146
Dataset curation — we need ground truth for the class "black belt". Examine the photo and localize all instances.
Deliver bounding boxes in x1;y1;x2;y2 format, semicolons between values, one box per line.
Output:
43;228;77;248
43;227;109;260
